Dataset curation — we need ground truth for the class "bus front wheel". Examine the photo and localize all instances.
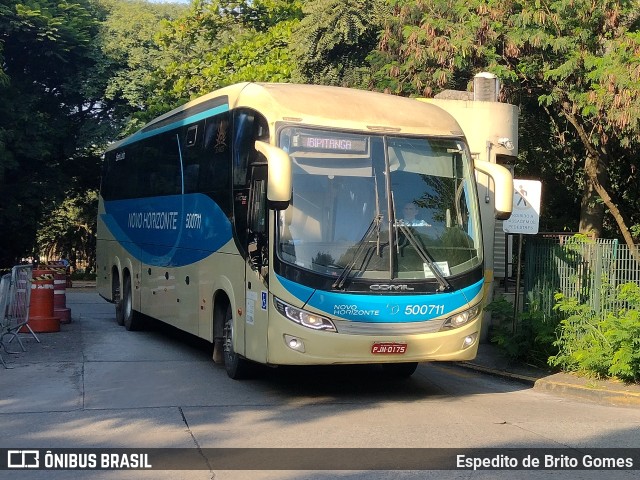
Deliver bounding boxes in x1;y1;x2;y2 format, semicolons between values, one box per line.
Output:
223;305;251;379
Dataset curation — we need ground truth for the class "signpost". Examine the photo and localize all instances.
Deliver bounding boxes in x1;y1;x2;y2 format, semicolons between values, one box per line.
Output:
502;180;542;330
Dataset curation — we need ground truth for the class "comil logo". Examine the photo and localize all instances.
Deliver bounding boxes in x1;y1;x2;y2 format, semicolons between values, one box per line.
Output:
369;284;414;292
8;450;40;468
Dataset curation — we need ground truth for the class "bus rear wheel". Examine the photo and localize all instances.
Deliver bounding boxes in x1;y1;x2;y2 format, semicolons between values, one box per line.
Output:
381;362;418;378
114;276;124;326
222;305;251;379
115;297;125;326
123;274;143;331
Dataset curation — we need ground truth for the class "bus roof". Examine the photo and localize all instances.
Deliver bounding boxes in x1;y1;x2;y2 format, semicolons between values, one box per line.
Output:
108;83;465;151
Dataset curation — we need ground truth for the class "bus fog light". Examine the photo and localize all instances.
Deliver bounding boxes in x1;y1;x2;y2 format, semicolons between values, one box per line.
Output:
462;333;478;349
284;334;305;352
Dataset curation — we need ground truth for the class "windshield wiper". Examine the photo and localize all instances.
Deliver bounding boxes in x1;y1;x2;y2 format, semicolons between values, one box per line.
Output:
332;214;383;290
333;175;385;290
396;223;452;292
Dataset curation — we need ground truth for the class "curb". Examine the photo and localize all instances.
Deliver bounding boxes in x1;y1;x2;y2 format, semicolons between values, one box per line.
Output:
457;362;640;408
533;374;640;408
70;281;96;289
456;361;540;385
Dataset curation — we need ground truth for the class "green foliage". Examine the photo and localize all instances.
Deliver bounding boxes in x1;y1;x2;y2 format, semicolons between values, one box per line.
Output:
290;0;387;88
98;0;186;112
0;0;105;267
371;0;509;96
370;0;640;244
89;0;189;137
36;190;98;272
151;0;302;110
70;268;97;281
551;283;640;382
487;295;560;368
2;0;640;282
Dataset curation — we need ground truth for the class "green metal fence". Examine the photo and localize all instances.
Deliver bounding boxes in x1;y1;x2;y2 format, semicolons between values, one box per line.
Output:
523;235;640;318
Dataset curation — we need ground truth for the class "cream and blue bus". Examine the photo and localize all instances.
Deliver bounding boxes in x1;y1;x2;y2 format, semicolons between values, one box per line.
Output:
97;83;513;379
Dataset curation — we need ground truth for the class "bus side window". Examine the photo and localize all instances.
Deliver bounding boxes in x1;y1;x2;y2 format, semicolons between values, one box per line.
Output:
233;109;268;188
201;114;231;192
181;122;202;194
103;148;139;200
248;164;268;276
233;109;269;252
184;164;200;193
113;145;142;200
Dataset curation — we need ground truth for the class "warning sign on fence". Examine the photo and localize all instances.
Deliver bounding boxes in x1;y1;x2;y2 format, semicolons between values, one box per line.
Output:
502;179;542;235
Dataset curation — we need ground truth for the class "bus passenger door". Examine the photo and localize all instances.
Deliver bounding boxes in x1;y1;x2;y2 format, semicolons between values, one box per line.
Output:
244;164;269;363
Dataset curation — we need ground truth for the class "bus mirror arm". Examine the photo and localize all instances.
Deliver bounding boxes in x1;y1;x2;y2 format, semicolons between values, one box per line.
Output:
474;160;513;220
255;141;292;210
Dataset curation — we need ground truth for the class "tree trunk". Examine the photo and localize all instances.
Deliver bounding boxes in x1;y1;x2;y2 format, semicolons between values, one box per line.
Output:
579;155;605;237
562;107;639;260
584;163;640;261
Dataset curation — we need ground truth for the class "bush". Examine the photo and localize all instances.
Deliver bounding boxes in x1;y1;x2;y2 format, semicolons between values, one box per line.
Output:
70;270;96;281
550;283;640;383
487;295;560;369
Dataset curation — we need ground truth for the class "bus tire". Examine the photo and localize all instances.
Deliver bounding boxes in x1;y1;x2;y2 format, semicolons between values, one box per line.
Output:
123;274;143;331
114;274;124;326
381;362;418;378
223;304;251;379
115;298;125;326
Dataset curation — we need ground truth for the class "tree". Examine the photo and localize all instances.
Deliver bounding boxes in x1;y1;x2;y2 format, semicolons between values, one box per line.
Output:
371;0;640;252
290;0;388;88
36;190;98;272
97;0;187;135
0;0;103;266
152;0;302;109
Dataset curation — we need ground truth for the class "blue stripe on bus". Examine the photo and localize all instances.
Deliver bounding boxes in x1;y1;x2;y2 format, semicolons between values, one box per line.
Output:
116;104;230;148
102;193;233;267
276;274;484;323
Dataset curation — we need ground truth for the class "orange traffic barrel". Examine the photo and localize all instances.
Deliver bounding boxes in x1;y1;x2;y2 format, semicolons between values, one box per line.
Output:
46;264;71;323
27;269;60;333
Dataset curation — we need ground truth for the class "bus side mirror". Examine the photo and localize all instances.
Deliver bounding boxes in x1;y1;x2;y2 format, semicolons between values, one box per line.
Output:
255;141;292;210
474;160;513;220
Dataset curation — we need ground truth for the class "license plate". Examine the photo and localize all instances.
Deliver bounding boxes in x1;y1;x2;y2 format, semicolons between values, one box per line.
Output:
371;342;407;354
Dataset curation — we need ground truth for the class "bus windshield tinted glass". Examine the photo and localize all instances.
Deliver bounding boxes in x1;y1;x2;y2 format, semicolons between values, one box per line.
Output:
277;127;482;283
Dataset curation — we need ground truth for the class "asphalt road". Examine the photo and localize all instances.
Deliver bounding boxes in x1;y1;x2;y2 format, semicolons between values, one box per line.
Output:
1;290;638;480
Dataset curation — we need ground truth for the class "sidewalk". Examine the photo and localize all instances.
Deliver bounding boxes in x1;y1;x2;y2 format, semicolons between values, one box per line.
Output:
457;343;640;408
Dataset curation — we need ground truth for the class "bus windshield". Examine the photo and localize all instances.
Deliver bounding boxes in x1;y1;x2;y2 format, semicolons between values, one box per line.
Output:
277;127;482;284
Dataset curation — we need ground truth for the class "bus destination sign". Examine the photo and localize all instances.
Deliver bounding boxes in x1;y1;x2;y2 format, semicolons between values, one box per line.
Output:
293;134;368;154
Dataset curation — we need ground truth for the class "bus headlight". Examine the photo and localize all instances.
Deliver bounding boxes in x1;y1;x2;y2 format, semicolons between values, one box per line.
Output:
440;303;481;331
274;298;337;332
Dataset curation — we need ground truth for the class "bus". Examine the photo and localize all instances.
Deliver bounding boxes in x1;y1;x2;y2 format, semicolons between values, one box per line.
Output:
96;82;513;379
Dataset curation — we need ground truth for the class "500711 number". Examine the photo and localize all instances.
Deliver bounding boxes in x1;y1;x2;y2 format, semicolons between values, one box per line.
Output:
185;213;202;229
405;304;445;316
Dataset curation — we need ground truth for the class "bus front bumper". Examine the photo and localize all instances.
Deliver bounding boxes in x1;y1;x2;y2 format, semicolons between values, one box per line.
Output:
266;316;481;366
